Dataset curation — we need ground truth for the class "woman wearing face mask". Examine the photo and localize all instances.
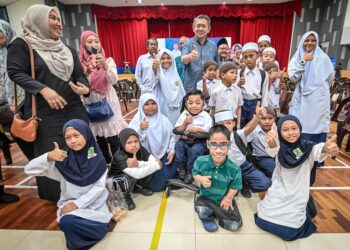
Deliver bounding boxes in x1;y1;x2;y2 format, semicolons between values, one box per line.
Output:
7;5;90;202
79;30;128;164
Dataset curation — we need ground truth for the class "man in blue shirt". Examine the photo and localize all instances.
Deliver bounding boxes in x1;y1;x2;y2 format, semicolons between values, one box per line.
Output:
181;15;218;93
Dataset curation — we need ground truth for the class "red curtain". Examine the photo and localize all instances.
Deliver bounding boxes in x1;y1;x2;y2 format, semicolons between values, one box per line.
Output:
148;18;169;38
210;17;240;45
169;19;193;38
240;15;294;69
92;1;301;20
96;18;148;67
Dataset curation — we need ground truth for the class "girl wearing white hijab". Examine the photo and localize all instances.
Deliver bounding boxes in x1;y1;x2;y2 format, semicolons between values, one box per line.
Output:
7;5;90;202
129;93;178;191
153;49;186;125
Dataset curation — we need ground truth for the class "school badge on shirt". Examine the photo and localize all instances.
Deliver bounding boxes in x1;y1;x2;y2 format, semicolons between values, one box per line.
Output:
292;148;303;159
174;80;180;86
87;147;97;159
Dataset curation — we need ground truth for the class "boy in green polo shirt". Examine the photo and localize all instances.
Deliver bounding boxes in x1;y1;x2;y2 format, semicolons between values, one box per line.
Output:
193;124;242;232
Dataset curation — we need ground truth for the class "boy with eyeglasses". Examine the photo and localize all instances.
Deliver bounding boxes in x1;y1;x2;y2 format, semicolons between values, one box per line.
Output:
214;106;272;198
193;124;242;232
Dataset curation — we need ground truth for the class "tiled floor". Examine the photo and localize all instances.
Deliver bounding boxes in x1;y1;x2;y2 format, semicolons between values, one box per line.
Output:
1;189;350;250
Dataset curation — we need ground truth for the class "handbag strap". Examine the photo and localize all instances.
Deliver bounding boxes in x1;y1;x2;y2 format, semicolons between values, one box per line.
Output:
14;38;37;117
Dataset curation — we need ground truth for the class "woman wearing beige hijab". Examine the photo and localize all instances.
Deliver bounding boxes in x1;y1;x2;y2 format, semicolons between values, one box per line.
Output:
7;5;90;202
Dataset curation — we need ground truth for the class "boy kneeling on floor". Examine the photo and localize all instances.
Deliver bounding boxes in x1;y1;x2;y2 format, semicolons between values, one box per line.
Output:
193;124;243;232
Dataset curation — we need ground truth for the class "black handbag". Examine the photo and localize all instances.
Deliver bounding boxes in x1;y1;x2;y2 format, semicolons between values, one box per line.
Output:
85;97;114;122
112;175;131;195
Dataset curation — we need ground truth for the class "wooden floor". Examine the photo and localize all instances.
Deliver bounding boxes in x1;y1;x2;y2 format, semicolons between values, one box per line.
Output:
1;100;350;233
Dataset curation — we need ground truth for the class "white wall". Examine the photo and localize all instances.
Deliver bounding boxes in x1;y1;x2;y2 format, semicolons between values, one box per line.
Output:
6;0;44;35
341;0;350;45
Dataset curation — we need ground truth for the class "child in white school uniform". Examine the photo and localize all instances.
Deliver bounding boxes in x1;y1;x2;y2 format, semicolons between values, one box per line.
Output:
153;49;186;125
255;115;339;241
174;90;213;183
256;35;271;67
236;42;269;127
259;47;280;70
196;60;220;112
209;62;243;128
264;62;288;113
128;93;178;191
214;107;271;198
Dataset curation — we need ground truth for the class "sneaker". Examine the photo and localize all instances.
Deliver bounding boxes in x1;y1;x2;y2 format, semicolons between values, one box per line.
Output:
200;218;218;232
178;168;186;180
133;185;153;196
241;184;252;198
124;195;136;210
184;173;193;184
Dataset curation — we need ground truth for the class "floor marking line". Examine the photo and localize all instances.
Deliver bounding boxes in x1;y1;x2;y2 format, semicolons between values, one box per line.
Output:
15;176;33;186
310;187;350;190
4;185;37;189
1;166;25;169
122;107;138;118
319;166;350;169
150;192;168;250
334;157;347;166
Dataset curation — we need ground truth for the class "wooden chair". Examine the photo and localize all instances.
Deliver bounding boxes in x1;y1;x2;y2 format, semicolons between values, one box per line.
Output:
331;96;350;150
113;81;128;111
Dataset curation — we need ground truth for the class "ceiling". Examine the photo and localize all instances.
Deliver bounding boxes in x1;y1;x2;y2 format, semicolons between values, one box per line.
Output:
58;0;292;7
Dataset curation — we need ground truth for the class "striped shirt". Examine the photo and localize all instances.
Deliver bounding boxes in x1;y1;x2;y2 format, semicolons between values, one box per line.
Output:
193;155;242;203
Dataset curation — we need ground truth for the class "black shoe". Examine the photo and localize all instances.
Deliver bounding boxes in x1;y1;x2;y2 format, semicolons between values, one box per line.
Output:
241;184;252;198
184;173;193;184
178;168;186;180
133;185;153;196
0;186;19;204
125;195;136;210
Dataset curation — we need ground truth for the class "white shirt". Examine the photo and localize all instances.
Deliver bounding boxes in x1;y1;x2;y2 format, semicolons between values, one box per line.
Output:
135;53;157;93
228;129;247;166
235;67;269;106
246;125;270;157
209;82;243;114
175;110;213;133
123;154;161;179
257;143;328;228
25;153;112;224
267;79;281;109
197;78;220;111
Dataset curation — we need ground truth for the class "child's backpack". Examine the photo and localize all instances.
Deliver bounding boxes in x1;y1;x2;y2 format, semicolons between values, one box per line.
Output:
233;130;253;163
239;67;266;98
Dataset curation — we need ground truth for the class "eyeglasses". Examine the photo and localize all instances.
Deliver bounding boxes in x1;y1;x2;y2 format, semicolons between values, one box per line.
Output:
207;142;230;150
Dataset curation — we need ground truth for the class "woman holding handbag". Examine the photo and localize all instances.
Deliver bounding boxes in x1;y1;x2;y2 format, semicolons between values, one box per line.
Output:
79;30;128;164
7;5;90;202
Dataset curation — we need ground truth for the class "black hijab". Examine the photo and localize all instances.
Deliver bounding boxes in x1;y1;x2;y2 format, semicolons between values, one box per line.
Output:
55;119;107;186
109;128;150;177
277;115;315;169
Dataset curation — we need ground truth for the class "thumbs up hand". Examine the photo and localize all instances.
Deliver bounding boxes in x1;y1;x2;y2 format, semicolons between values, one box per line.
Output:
191;44;199;61
266;123;277;148
140;117;149;130
152;52;160;70
127;152;139;168
323;134;339;157
47;142;68;162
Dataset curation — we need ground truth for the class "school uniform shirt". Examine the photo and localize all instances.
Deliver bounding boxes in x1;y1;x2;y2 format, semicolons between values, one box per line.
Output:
135;53;157;93
193;155;242;203
235;67;269;107
209;82;243;114
257;58;280;70
122;154;161;179
196;78;220;111
228;130;247;166
25;153;112;224
246;125;271;157
267;79;281;109
175;110;213;133
257;143;328;229
182;36;218;93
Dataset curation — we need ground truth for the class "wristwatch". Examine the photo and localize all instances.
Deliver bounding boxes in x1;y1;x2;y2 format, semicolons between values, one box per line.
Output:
300;60;306;65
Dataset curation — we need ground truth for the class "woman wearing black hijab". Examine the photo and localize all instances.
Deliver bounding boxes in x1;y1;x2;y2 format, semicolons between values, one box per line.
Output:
254;115;339;241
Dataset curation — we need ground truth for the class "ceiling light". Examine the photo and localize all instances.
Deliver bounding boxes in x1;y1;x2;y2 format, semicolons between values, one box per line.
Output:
223;1;226;4
161;2;164;6
137;0;143;3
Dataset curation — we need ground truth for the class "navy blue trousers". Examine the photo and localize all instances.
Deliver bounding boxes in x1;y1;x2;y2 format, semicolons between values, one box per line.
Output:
175;140;208;174
59;215;109;250
147;152;178;192
240;160;271;192
302;133;327;185
252;156;276;178
254;212;316;241
241;99;260;127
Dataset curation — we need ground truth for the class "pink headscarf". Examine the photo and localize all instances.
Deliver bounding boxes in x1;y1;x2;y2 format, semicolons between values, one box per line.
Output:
79;30;108;95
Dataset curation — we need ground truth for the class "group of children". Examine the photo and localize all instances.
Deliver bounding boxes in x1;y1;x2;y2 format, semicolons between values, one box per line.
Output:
22;27;339;249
